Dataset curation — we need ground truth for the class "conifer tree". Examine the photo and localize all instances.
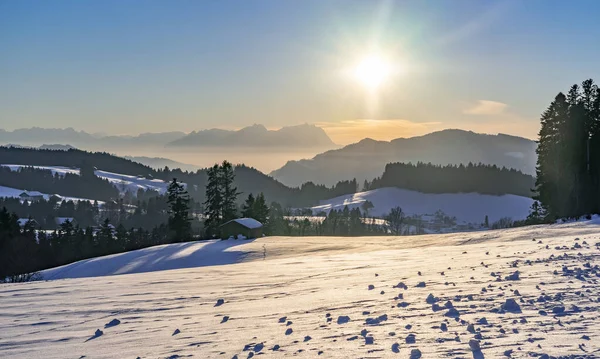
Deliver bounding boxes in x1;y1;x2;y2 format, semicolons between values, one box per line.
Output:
252;193;269;223
203;164;222;237
220;161;239;222
167;178;191;242
534;79;600;219
241;193;255;218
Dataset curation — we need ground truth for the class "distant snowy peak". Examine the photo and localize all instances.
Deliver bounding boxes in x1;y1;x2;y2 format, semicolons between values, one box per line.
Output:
166;124;336;148
312;187;534;224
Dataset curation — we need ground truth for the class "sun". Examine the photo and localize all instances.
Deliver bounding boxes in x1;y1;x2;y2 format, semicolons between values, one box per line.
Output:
353;55;392;90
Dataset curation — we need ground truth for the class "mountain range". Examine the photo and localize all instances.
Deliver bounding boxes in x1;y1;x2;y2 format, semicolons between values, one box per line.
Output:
270;129;537;187
166;124;335;148
0;124;336;150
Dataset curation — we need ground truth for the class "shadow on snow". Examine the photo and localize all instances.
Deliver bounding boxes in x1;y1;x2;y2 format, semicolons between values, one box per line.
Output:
41;238;256;280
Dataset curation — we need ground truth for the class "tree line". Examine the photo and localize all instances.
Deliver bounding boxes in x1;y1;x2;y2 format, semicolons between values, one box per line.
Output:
364;162;535;197
0;208;174;282
0;194;174;230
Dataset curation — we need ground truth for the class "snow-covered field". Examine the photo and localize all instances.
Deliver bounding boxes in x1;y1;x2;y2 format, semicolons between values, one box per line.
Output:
312;187;535;223
0;164;170;195
2;220;600;358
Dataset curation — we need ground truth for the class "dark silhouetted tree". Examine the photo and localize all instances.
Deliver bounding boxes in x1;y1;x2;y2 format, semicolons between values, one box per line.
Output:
167;178;191;242
386;206;405;235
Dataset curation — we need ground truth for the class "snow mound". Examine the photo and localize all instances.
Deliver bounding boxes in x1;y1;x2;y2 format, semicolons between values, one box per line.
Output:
312;187;534;223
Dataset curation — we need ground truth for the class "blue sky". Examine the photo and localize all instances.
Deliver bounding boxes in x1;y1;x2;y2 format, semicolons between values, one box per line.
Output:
2;0;600;143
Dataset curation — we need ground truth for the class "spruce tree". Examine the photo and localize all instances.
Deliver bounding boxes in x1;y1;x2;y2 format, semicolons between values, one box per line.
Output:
220;161;239;222
362;179;370;192
219;161;239;222
535;79;600;219
203;164;222;237
167;178;191;242
241;193;255;218
252;193;269;223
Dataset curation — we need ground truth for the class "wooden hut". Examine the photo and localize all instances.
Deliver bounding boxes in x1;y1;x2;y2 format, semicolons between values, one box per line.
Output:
220;218;263;239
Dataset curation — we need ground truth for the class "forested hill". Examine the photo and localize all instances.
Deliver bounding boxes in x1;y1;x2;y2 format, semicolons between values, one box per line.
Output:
0;147;358;207
367;162;536;198
0;147;156;177
0;147;535;208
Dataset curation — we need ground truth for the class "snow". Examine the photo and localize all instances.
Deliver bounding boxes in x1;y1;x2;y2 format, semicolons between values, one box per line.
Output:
0;164;171;195
0;164;79;176
94;169;170;195
0;185;25;199
41;239;250;280
21;190;44;197
16;218;32;227
312;187;534;223
0;185;103;205
2;221;600;358
229;217;263;229
54;217;74;226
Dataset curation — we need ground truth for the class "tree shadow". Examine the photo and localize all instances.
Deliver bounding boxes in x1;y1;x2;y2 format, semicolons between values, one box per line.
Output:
43;238;257;280
473;350;485;359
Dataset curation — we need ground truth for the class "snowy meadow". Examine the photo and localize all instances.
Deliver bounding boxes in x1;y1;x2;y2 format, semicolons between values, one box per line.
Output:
2;220;600;358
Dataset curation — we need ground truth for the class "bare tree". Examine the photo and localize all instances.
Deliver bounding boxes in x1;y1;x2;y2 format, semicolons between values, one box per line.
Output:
385;206;405;235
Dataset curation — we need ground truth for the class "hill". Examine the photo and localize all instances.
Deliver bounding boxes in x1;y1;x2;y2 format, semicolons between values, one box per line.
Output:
166;123;336;148
3;220;600;358
0;147;538;209
271;129;537;187
369;162;536;198
311;187;534;224
0;147;354;207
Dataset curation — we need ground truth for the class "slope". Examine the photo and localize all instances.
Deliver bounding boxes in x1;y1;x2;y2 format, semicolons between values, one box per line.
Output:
0;147;343;207
271;129;537;187
1;165;170;196
311;187;534;223
2;221;600;358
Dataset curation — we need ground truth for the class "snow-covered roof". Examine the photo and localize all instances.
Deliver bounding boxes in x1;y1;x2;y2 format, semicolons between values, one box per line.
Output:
55;217;75;225
20;191;44;197
17;218;37;226
223;218;263;229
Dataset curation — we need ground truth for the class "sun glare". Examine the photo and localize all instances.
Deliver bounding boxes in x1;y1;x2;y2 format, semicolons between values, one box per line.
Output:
353;55;392;90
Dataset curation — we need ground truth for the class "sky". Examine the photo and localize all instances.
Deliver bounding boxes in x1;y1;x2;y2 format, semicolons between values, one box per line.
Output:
2;0;600;145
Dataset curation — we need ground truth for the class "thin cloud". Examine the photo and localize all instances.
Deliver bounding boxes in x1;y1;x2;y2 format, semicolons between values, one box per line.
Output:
316;119;443;145
463;100;508;115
